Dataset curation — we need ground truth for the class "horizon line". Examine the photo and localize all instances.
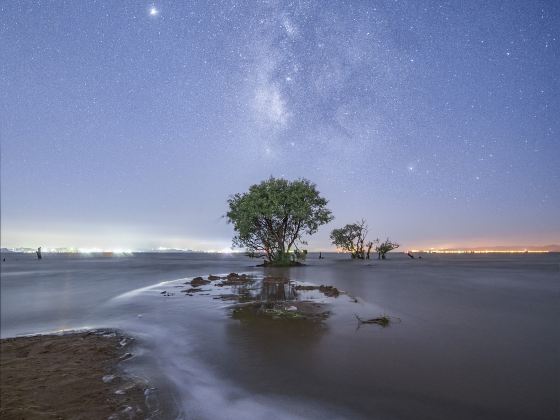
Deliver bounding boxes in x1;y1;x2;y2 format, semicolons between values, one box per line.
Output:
1;245;558;254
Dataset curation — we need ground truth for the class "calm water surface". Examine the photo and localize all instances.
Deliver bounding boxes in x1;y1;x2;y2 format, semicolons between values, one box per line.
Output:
1;252;558;419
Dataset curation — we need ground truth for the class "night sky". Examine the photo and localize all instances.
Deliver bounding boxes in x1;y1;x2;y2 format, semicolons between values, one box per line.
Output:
2;1;559;251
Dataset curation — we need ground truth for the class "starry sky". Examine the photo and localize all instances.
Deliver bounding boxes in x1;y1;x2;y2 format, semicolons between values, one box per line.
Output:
1;0;559;251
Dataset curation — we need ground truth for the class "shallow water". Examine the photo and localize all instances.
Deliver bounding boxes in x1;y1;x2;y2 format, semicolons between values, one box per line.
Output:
1;252;559;419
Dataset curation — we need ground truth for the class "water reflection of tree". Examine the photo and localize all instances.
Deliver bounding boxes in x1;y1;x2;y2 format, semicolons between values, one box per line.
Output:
228;278;328;338
258;279;297;301
221;273;330;397
225;295;328;398
231;278;298;302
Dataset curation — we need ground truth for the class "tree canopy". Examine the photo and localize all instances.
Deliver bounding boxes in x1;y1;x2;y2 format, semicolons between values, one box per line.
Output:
226;177;333;265
375;239;400;259
330;220;371;259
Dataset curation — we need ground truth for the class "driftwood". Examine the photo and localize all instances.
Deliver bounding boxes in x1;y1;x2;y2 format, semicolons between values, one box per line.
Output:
354;314;390;327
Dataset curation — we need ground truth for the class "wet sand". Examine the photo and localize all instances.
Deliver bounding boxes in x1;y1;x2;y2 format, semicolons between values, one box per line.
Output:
0;330;151;419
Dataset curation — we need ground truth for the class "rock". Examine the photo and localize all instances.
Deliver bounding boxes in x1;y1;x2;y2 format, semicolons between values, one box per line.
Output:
217;273;251;286
191;277;211;287
319;285;340;297
286;306;298;311
208;275;221;280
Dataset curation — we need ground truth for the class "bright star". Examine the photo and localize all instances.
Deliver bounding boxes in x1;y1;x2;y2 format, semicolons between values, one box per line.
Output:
149;6;159;17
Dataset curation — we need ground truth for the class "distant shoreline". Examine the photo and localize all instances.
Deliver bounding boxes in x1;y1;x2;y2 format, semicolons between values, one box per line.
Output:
1;249;559;255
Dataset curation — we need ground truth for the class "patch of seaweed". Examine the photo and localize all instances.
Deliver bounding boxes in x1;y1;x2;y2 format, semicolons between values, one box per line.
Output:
232;301;329;322
216;273;253;287
293;284;341;297
294;285;317;291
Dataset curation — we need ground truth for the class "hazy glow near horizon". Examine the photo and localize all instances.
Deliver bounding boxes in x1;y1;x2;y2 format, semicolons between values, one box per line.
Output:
1;1;558;250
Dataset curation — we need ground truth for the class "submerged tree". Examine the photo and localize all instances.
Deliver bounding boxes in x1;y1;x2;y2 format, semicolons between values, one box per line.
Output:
226;177;333;266
365;241;375;259
375;239;400;259
330;220;372;259
331;221;400;260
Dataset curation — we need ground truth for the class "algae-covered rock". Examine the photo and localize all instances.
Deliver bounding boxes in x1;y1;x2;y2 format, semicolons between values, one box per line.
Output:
191;277;211;287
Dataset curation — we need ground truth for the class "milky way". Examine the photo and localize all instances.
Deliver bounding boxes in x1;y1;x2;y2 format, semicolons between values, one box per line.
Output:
1;1;559;250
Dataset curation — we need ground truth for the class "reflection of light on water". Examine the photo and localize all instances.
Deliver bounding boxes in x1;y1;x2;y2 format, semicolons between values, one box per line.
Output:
110;280;180;301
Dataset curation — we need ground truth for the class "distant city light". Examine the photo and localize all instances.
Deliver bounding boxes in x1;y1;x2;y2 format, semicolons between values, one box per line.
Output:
409;249;549;254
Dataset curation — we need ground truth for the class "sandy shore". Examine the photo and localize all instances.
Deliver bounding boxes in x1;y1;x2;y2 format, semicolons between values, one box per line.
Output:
0;330;152;419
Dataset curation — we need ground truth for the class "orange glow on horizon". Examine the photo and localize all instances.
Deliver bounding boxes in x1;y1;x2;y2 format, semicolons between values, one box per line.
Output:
408;249;550;254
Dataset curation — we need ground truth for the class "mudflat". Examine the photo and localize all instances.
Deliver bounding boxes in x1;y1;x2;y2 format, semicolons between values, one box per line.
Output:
0;330;149;419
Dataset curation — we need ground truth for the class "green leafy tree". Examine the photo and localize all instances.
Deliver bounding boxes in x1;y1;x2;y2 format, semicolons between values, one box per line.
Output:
375;238;400;259
226;177;333;265
330;219;371;259
292;248;308;262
